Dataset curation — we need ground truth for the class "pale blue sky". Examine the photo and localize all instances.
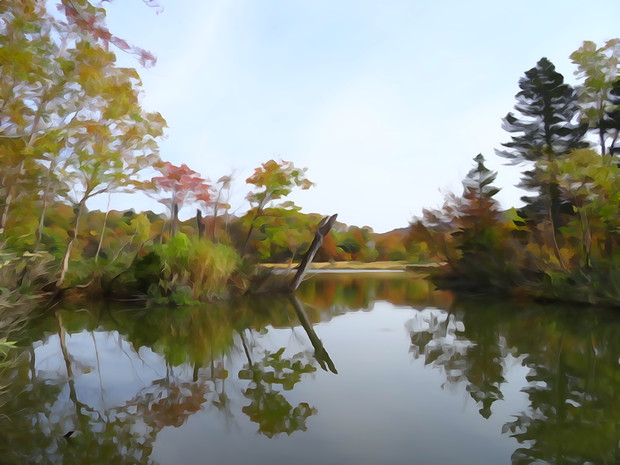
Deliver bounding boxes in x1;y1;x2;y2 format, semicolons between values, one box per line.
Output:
102;0;619;232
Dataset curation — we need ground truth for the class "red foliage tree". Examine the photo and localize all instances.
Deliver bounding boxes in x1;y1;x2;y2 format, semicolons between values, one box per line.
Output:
150;162;212;236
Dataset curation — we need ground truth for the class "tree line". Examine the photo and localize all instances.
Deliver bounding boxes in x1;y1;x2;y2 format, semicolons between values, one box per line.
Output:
411;40;620;305
2;0;620;307
0;0;422;307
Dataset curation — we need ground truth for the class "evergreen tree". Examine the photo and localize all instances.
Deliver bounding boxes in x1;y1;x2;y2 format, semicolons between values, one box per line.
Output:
451;154;505;288
497;57;587;269
497;57;587;165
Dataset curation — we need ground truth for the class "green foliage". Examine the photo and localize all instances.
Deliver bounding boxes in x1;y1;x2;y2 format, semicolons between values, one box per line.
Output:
135;233;241;304
0;0;165;289
416;143;620;304
401;43;617;304
245;159;314;211
242;159;313;256
329;225;378;262
570;39;620;154
239;347;317;437
242;207;316;262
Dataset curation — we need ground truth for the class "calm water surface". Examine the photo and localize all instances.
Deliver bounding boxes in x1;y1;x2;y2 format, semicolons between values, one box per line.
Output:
1;273;619;464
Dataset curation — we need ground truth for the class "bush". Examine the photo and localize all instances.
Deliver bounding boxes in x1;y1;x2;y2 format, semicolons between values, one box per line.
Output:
134;233;241;304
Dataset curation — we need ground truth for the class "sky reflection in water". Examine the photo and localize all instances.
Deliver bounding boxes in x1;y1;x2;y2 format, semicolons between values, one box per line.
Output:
2;273;620;464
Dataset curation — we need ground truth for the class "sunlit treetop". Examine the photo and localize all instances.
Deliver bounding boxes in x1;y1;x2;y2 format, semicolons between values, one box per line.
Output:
246;159;314;211
150;161;213;210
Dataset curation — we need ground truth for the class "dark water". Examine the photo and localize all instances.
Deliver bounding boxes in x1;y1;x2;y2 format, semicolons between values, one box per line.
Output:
1;272;619;464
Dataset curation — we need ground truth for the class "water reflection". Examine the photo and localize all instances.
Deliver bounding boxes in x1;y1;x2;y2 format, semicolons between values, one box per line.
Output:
406;299;620;464
406;304;508;419
296;271;454;312
0;275;619;464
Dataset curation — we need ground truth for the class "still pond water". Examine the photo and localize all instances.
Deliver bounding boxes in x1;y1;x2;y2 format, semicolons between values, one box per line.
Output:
1;272;619;464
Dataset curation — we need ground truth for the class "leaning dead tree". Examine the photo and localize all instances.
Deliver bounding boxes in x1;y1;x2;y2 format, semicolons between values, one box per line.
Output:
248;214;337;295
289;294;337;373
286;214;338;292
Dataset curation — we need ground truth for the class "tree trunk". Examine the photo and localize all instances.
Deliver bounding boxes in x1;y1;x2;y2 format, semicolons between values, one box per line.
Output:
287;214;337;292
547;179;567;271
578;208;592;269
170;203;179;237
57;200;85;288
196;209;205;239
241;209;260;257
94;194;111;263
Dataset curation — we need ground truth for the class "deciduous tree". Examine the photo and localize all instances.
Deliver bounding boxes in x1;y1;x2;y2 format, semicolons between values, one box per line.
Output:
242;159;313;256
0;0;166;287
570;39;620;155
149;162;212;238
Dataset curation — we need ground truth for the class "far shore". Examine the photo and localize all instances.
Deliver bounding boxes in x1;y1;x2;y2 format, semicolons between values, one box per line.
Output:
260;261;442;273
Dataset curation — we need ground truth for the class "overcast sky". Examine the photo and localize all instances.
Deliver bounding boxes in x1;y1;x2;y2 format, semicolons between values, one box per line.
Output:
101;0;619;233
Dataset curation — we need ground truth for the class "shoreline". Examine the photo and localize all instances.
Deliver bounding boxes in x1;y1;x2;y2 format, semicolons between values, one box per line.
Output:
260;261;441;272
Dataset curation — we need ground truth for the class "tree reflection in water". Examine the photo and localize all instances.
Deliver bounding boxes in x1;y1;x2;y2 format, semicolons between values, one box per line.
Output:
405;299;620;464
238;332;317;437
406;306;507;419
0;294;333;464
1;275;620;464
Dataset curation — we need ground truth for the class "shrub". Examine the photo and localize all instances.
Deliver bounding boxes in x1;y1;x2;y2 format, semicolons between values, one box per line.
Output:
135;233;240;304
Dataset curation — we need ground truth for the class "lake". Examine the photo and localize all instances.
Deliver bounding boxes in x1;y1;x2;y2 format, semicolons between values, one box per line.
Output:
1;272;619;464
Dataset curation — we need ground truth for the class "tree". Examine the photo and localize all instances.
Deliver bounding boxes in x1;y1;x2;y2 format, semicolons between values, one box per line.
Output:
0;0;162;245
458;154;502;227
415;155;511;290
0;0;166;287
242;159;313;256
497;57;587;270
211;174;233;242
410;194;462;269
54;44;165;287
570;39;620;155
453;154;501;242
149;162;212;238
542;148;620;271
451;154;512;289
497;58;588;165
0;0;69;239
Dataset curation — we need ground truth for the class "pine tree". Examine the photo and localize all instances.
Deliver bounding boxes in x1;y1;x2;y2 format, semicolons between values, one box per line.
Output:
452;154;504;284
497;58;587;269
497;57;588;165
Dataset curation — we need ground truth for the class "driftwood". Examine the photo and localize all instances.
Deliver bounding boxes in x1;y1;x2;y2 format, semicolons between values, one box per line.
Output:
287;214;337;292
289;294;337;373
